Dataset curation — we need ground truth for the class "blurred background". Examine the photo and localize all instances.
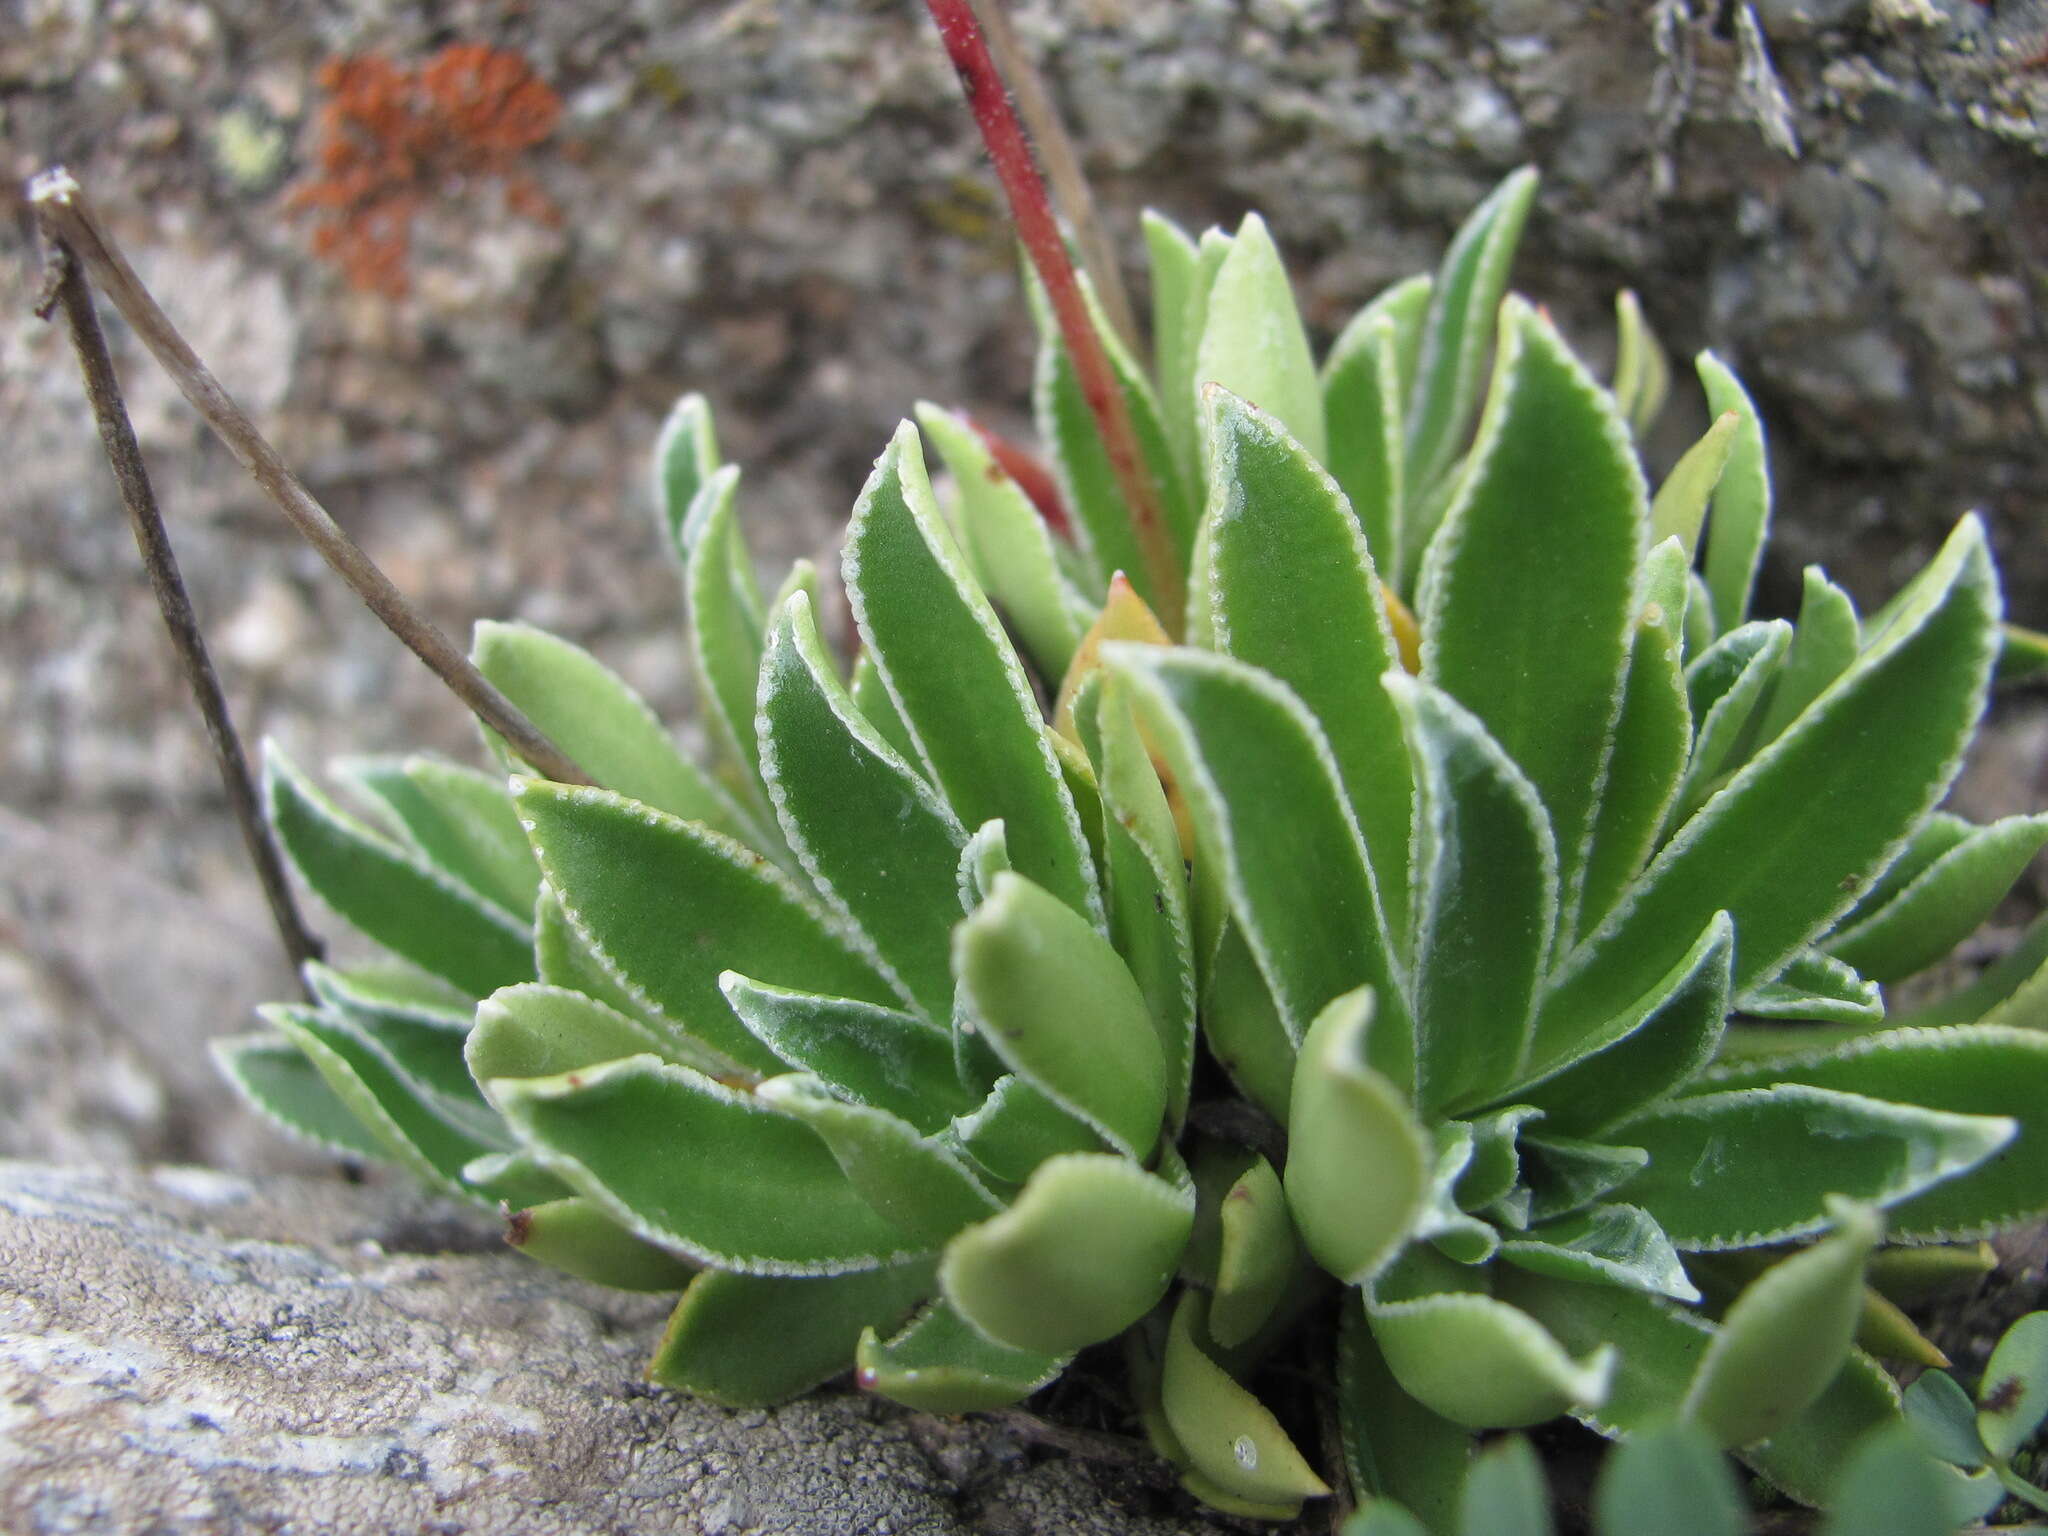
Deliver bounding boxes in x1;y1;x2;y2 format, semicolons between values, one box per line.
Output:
2;0;2044;1173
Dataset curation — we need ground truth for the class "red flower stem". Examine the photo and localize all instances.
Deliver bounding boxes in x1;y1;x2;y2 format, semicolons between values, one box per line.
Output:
924;0;1183;628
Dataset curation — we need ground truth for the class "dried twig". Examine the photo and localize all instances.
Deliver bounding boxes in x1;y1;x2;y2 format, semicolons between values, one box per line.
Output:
923;0;1183;627
966;0;1139;354
33;240;326;989
27;168;589;787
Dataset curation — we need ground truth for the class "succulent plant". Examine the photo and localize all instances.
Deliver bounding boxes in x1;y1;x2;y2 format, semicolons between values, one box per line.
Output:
1347;1419;1979;1536
1903;1308;2048;1525
218;168;2048;1527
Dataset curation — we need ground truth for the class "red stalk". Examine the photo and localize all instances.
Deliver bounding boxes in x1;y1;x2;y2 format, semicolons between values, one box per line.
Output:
923;0;1183;627
967;414;1072;540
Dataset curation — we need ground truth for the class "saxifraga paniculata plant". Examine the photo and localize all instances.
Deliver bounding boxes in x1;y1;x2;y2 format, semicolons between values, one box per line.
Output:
219;164;2048;1530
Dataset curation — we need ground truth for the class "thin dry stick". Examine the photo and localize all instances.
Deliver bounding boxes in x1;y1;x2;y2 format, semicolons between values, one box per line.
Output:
27;168;589;788
923;0;1184;628
966;0;1140;354
34;242;326;988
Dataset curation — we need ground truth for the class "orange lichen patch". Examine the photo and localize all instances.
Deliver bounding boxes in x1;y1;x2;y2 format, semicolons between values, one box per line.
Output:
289;43;563;297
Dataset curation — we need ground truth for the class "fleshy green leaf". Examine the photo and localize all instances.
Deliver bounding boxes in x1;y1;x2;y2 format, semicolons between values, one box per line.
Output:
1845;812;1976;928
1683;569;1718;659
1697;353;1772;636
299;961;471;1024
1820;1422;1979;1536
1285;987;1431;1285
1702;1026;2048;1241
212;1032;389;1160
1683;1200;1881;1447
1208;1153;1300;1350
949;1073;1102;1186
940;1153;1192;1356
1825;814;2048;984
844;423;1100;926
770;556;823;632
758;592;966;1021
1342;1506;1432;1536
337;754;540;917
491;1054;919;1273
262;1003;497;1200
516;779;894;1076
1203;389;1415;943
651;391;721;557
682;464;771;799
1322;289;1419;579
1614;1084;2012;1249
1201;922;1298;1125
915;403;1089;680
297;969;501;1146
1673;619;1790;821
1162;1291;1331;1509
1514;914;1732;1138
755;1074;998;1246
1867;1242;1998;1308
1538;516;1999;1056
507;1197;697;1292
1143;209;1207;490
1418;295;1643;926
719;974;974;1135
1612;289;1671;438
649;1259;934;1406
468;982;680;1087
1403;166;1539;546
471;620;760;845
1522;1135;1648;1224
1648;410;1739;559
1108;644;1410;1083
956;816;1011;910
461;1148;570;1207
1906;1369;1989;1468
1501;1265;1904;1505
856;1296;1067;1414
1896;907;2048;1030
1592;1423;1746;1536
1979;1312;2048;1463
1737;949;1883;1023
1749;567;1862;750
1391;674;1557;1113
954;870;1165;1159
1085;678;1198;1126
1500;1203;1700;1303
848;646;921;769
1578;599;1692;935
1195;211;1326;464
1458;1434;1552;1536
266;747;533;999
531;884;673;1040
1999;622;2048;686
1338;1298;1472;1533
1366;1246;1615;1429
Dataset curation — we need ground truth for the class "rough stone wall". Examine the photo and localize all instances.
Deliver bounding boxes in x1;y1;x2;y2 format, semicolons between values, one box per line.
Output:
1;1;2042;1169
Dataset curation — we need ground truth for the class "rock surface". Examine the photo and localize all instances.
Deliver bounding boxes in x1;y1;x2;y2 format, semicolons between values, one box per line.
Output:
0;1160;1203;1535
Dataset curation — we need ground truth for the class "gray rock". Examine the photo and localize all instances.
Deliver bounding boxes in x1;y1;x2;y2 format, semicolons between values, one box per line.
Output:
0;1161;1202;1536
